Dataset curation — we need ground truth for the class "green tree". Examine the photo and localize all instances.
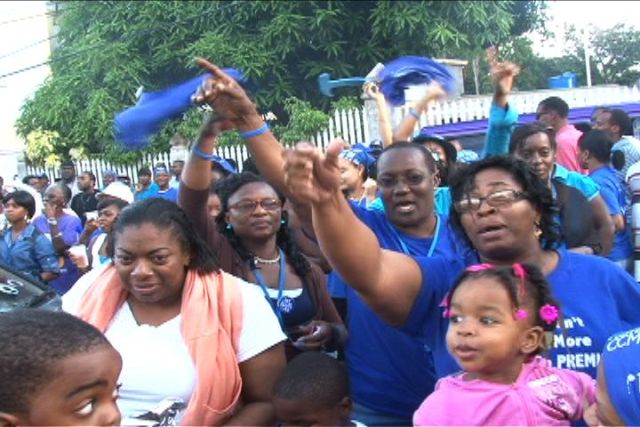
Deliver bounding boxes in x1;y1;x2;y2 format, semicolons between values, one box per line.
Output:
17;0;545;163
564;25;640;86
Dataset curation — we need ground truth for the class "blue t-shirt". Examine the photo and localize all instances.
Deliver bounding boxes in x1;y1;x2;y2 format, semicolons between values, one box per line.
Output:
135;182;160;201
590;166;632;262
151;187;178;203
329;203;476;417
552;163;600;201
403;251;640;380
32;214;82;294
0;224;59;281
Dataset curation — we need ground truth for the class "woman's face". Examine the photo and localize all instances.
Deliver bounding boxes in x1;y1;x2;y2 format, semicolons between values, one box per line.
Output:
225;182;282;242
376;148;437;231
98;205;121;233
338;158;364;193
113;223;190;305
513;132;556;183
459;168;541;261
3;199;29;223
207;193;221;219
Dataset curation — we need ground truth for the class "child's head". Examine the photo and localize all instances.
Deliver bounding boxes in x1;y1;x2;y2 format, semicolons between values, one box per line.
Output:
273;352;352;427
0;309;122;426
444;263;560;383
585;327;640;426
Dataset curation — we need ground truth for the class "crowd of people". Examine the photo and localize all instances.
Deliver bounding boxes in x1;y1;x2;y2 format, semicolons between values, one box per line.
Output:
1;54;640;427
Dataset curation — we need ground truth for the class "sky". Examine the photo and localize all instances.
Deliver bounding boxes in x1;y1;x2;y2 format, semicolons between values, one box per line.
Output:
1;0;639;151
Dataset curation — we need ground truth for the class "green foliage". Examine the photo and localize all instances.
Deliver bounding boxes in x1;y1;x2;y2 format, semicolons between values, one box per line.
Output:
564;25;640;86
272;98;330;146
17;0;543;162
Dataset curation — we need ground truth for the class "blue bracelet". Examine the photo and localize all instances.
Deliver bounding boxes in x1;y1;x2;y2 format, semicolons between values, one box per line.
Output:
408;108;421;120
239;123;269;139
193;144;217;161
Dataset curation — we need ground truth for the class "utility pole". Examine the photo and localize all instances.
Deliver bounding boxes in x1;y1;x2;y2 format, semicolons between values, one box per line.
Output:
583;29;592;87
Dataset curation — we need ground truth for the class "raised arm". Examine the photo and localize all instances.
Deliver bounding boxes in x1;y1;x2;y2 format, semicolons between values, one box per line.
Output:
483;52;520;157
283;141;423;324
193;58;288;196
364;83;393;147
393;82;447;143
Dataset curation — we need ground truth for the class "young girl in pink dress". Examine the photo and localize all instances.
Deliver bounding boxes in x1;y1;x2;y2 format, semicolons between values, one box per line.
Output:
413;263;596;426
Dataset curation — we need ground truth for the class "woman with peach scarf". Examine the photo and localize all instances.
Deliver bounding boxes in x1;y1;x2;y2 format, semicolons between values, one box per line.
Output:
63;198;286;426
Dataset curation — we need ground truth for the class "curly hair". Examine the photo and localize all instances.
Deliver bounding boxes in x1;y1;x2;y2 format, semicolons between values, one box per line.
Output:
215;172;311;277
109;198;219;273
449;155;560;250
447;263;560;355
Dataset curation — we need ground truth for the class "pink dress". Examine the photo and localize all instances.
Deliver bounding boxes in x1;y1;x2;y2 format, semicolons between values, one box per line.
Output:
413;357;596;426
555;124;586;174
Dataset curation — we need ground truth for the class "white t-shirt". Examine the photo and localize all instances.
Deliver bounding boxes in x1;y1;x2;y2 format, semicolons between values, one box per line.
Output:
63;264;286;419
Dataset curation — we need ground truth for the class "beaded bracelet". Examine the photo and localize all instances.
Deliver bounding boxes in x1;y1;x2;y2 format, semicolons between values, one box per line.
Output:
408;107;421;120
239;123;269;139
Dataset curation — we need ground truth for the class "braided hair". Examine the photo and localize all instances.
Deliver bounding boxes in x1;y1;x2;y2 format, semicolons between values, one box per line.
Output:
215;172;311;278
447;263;560;355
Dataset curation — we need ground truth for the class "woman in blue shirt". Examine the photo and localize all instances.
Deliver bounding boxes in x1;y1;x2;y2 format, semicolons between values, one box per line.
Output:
0;191;59;282
283;142;640;383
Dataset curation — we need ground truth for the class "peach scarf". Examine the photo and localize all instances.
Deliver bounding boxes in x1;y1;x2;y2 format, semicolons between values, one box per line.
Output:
76;265;244;426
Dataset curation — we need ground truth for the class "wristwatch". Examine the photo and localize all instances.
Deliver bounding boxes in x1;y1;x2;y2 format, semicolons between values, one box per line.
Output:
47;217;58;225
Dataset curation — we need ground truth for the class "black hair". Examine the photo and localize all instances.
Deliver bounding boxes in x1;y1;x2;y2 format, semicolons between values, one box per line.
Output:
377;141;437;175
509;122;557;154
241;156;260;176
81;171;96;183
574;122;592;134
60;160;75;168
138;167;152;177
578;130;614;163
3;190;36;219
215;172;311;277
446;263;560;354
538;96;569;118
0;309;112;414
21;175;37;185
449;155;560;250
97;197;129;212
274;352;349;407
109;198;219;273
604;108;634;136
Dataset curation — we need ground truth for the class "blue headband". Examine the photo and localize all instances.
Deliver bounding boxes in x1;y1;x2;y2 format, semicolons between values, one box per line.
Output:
377;56;456;106
602;327;640;425
339;143;376;169
211;155;237;175
114;68;248;151
154;166;170;175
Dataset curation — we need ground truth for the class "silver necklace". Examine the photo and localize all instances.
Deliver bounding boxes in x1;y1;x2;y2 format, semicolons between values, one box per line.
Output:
254;252;281;264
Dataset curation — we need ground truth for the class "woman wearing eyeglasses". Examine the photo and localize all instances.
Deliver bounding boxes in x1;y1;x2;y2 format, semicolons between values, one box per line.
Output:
284;141;640;385
179;118;346;361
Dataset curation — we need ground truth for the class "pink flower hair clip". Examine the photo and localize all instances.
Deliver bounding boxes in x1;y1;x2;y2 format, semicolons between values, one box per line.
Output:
465;263;495;272
514;309;529;321
539;304;559;325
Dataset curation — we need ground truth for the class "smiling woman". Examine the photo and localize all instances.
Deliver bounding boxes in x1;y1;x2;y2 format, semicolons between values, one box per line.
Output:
62;198;287;426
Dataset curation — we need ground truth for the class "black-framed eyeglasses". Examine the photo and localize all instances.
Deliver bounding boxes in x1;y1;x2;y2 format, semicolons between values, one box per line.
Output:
228;198;282;214
454;189;527;213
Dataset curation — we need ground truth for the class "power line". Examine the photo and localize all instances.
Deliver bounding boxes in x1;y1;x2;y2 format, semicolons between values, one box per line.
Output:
0;36;56;61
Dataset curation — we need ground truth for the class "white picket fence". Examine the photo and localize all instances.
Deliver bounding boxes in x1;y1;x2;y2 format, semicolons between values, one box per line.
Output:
26;84;640;187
